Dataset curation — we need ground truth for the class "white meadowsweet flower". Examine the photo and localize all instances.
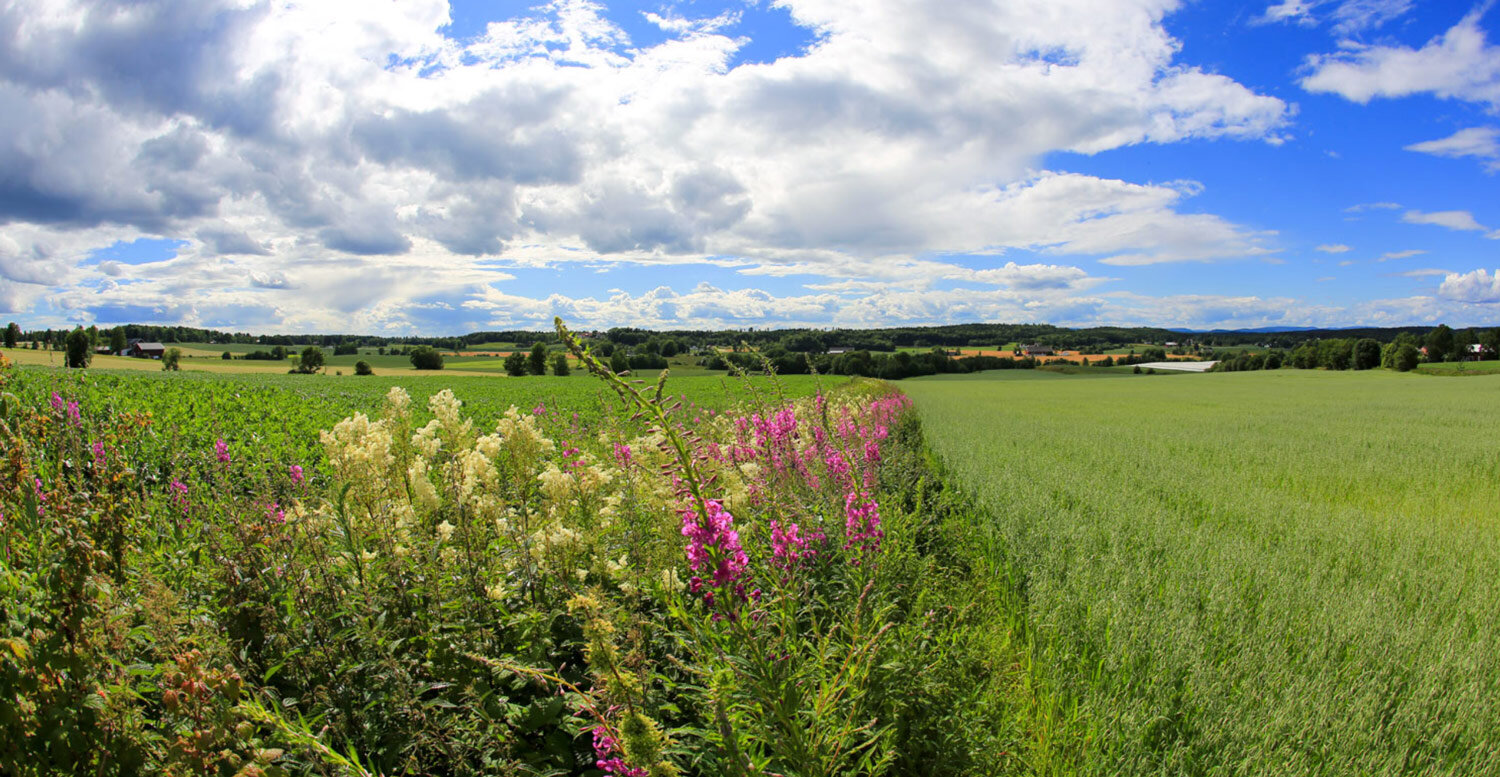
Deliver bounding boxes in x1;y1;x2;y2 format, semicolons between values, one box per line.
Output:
436;520;455;542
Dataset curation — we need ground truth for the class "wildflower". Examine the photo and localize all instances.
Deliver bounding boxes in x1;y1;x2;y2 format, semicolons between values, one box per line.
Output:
436;520;455;542
770;520;810;568
214;438;231;464
290;464;304;486
265;502;285;524
843;491;883;559
92;440;106;467
66;401;81;427
532;403;546;415
591;727;647;777
50;392;64;412
681;498;749;595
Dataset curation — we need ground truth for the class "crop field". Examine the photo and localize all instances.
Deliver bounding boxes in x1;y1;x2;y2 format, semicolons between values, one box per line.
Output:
903;368;1500;775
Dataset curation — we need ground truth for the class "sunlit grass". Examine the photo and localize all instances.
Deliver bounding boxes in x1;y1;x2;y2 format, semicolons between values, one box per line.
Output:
904;369;1500;775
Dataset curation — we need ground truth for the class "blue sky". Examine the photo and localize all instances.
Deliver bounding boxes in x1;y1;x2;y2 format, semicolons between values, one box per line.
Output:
0;0;1497;334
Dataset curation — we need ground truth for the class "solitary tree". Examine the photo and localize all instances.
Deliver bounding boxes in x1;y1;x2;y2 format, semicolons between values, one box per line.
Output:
410;346;444;370
110;328;127;354
551;353;570;376
297;346;325;374
355;360;374;376
3;322;17;349
1425;325;1455;363
64;328;92;369
1393;343;1420;372
504;351;528;377
162;348;182;371
1351;339;1381;370
529;342;548;376
610;349;630;375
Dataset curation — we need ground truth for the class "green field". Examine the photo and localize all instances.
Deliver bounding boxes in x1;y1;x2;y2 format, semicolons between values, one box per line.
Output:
1415;360;1500;376
904;369;1500;775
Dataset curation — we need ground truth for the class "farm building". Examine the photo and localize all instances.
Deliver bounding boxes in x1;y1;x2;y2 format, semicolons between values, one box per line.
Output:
1017;344;1055;356
129;341;166;359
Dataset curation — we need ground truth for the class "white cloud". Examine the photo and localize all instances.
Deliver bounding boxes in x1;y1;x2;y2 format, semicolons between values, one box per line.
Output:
1401;209;1490;232
0;0;1300;330
1377;249;1427;261
1255;0;1413;33
1405;127;1500;173
1344;201;1401;212
1316;243;1352;253
1438;268;1500;303
1300;9;1500;109
1390;268;1455;278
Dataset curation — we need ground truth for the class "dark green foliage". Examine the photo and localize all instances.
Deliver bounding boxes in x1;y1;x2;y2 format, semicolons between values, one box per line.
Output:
504;351;528;376
161;347;182;371
221;351;232;360
355;360;374;376
1425;324;1454;362
609;349;629;374
64;328;91;369
110;328;127;353
333;343;359;356
295;346;324;374
2;322;16;349
409;346;444;370
1351;339;1381;370
1393;344;1420;372
528;342;547;376
551;353;570;376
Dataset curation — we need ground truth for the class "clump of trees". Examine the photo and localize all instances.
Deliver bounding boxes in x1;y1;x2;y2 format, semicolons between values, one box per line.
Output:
162;348;182;371
504;351;528;377
409;346;444;370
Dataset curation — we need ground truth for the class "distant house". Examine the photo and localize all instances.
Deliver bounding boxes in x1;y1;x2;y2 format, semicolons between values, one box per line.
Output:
1018;344;1055;356
827;348;849;355
1468;343;1486;361
129;341;166;359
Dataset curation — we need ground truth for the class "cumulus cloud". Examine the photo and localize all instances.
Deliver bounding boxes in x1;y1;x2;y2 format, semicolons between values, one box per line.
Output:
0;0;1300;331
1300;9;1500;108
1438;268;1500;303
1316;243;1352;253
1405;126;1500;173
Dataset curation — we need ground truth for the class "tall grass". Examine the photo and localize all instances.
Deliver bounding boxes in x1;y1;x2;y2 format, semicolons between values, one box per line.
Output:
904;369;1500;775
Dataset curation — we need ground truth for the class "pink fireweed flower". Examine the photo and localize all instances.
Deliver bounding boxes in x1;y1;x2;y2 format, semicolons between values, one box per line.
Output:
843;491;883;560
169;479;189;508
770;520;811;568
92;441;106;467
214;438;231;464
863;440;881;464
612;442;632;468
265;502;286;524
591;727;647;777
66;401;81;427
681;498;749;595
50;392;64;412
532;403;546;416
290;464;304;486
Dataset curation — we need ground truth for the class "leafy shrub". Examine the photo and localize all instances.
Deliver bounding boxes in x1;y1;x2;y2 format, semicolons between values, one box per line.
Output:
409;345;444;370
354;360;374;376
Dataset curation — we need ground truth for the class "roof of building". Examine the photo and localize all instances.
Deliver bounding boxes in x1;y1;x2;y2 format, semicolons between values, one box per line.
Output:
133;342;167;351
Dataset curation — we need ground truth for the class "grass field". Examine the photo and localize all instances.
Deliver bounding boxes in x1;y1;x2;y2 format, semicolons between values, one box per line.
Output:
1415;360;1500;376
903;368;1500;775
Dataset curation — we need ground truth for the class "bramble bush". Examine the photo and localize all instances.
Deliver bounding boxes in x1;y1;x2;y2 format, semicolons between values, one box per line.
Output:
0;320;1021;776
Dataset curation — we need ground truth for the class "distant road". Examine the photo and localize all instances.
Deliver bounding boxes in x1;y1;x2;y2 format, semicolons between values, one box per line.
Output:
1137;360;1217;372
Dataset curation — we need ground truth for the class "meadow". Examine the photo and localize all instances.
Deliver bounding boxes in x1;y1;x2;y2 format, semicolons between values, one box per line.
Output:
0;341;1023;777
903;368;1500;775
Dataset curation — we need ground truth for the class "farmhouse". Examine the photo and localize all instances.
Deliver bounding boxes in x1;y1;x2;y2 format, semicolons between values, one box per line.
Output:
129;341;166;359
1017;344;1055;356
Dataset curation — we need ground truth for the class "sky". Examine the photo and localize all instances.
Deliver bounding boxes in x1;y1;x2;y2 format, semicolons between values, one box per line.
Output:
0;0;1498;334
